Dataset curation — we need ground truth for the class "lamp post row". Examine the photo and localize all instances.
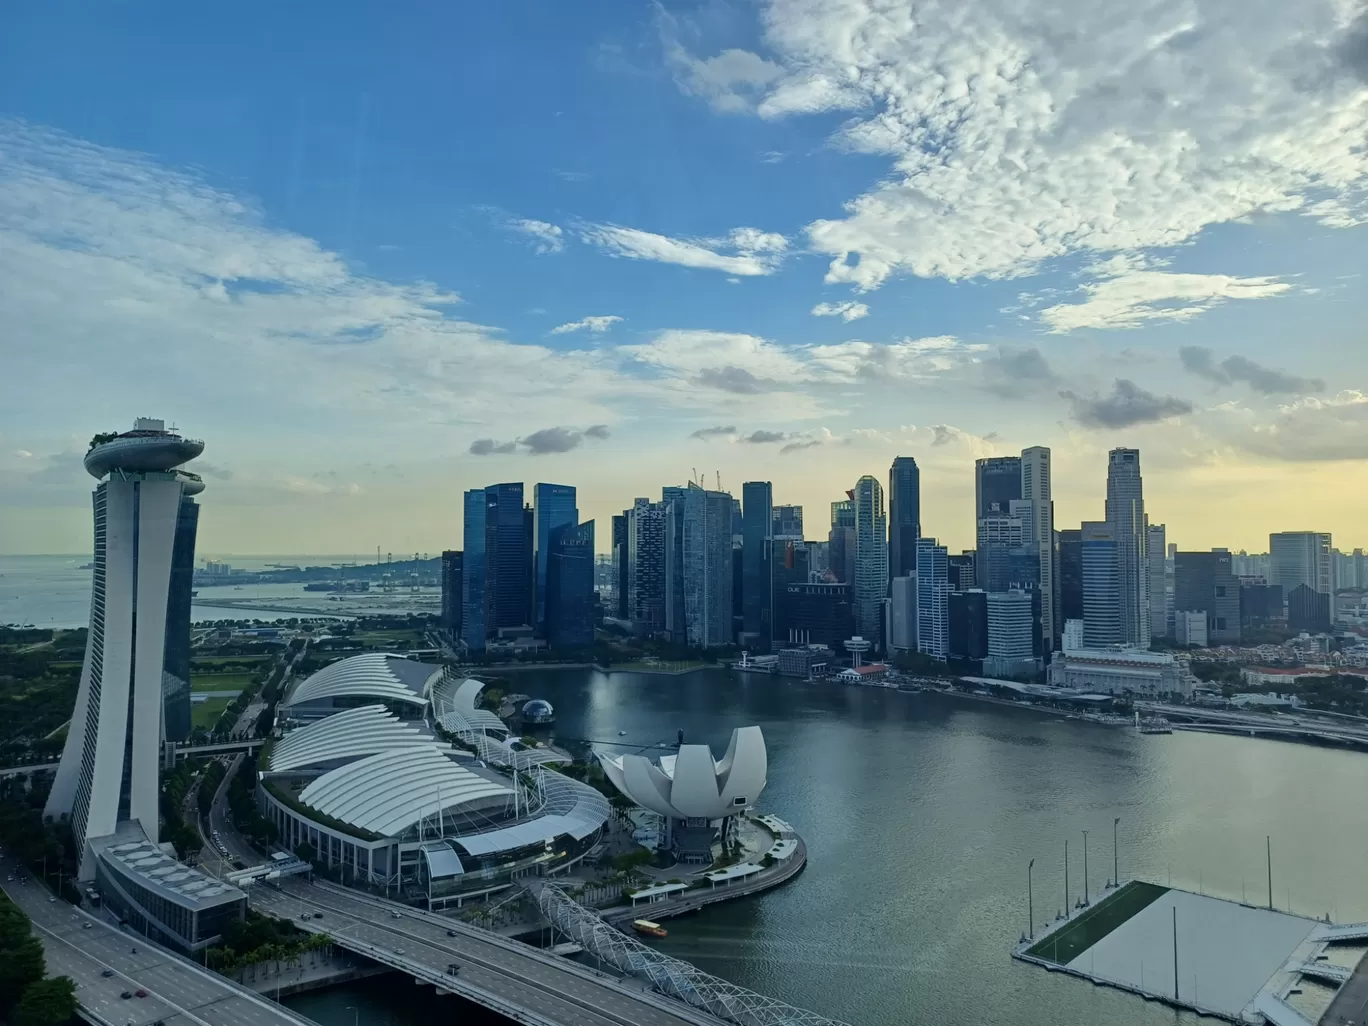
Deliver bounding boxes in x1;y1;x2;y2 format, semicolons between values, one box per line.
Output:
1026;818;1122;939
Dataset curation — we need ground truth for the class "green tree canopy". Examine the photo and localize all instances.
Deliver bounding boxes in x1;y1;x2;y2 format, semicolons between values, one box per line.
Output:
13;976;77;1026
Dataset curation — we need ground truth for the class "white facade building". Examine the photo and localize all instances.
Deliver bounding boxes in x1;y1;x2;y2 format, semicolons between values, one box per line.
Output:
916;538;949;661
1062;619;1086;653
46;419;207;878
1269;532;1333;597
985;589;1039;678
1148;522;1172;639
852;476;888;644
1048;647;1191;698
1175;609;1208;647
1105;448;1151;647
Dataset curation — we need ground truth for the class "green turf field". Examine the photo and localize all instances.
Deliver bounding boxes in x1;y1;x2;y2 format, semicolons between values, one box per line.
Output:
191;672;254;693
191;695;233;730
1026;881;1170;965
191;655;271;668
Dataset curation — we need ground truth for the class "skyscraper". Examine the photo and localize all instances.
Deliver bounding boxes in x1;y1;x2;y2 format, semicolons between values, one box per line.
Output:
683;482;734;647
916;537;949;661
1174;550;1241;644
545;520;595;648
47;419;206;876
772;504;803;539
976;457;1022;519
1081;521;1121;647
1105;448;1150;646
888;456;921;582
852;476;888;643
742;481;774;647
1058;528;1084;624
440;549;463;642
610;514;628;618
461;489;487;651
533;483;577;634
1147;523;1171;639
1269;532;1333;597
485;483;532;632
1020;447;1055;647
161;494;200;743
662;486;688;644
828;497;855;584
888;575;917;654
626;498;665;632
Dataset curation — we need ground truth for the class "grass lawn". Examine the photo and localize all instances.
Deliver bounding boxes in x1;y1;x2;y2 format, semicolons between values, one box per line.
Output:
192;655;271;668
191;695;233;730
191;672;255;693
1026;881;1170;965
350;630;425;648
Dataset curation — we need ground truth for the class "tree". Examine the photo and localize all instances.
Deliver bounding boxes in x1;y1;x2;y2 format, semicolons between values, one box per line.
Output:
0;900;45;1012
13;977;77;1026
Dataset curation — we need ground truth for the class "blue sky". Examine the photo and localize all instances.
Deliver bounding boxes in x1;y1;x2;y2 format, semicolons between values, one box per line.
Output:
2;0;1366;555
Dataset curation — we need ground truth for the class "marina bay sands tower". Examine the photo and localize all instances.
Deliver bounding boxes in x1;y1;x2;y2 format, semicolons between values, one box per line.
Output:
46;418;206;878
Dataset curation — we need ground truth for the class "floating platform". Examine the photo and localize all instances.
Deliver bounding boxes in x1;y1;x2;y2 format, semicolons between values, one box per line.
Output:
1014;880;1368;1024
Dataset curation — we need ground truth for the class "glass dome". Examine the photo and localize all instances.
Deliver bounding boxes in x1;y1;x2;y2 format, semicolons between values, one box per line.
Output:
522;699;555;723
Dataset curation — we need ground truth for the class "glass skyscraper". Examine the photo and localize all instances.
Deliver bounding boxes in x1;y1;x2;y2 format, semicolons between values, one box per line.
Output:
1105;448;1150;646
852;476;888;643
742;481;773;647
460;489;487;651
533;483;578;635
888;456;920;582
546;519;595;648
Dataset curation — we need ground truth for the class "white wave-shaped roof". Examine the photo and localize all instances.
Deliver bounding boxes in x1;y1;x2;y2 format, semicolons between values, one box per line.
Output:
298;746;513;838
428;671;508;733
283;652;436;709
454;769;609;856
269;705;441;772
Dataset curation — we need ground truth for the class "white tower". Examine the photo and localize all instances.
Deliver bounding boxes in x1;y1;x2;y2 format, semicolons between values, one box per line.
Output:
46;418;205;878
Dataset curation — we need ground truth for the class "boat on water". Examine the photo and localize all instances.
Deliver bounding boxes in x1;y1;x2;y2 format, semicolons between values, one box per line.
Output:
631;919;667;939
1134;710;1173;734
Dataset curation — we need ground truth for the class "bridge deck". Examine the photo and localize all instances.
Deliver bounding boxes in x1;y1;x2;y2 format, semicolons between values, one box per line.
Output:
252;880;726;1026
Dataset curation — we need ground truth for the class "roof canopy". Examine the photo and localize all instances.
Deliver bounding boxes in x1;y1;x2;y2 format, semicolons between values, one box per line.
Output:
598;726;767;821
269;704;442;773
298;746;512;838
284;652;437;710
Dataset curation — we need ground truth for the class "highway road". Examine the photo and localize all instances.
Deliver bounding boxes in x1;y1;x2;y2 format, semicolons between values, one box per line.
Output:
250;881;724;1026
0;857;319;1026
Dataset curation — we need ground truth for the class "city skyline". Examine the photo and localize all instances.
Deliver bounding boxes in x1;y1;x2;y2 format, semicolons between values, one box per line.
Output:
3;3;1368;557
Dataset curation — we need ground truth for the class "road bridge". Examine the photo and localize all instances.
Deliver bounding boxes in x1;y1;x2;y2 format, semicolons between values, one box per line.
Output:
250;879;731;1026
0;864;318;1026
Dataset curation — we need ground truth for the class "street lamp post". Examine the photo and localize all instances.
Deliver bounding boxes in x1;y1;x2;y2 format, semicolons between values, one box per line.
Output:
1064;838;1070;917
1027;859;1035;941
346;1006;359;1026
1082;830;1089;907
1113;817;1121;888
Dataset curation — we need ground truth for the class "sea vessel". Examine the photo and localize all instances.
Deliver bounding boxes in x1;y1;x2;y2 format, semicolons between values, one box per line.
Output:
631;919;667;938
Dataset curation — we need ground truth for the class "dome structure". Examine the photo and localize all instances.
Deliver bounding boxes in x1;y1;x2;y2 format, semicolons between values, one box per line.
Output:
598;726;767;821
522;699;555;724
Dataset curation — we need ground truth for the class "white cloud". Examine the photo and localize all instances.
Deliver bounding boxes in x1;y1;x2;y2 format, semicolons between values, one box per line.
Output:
550;315;623;335
1039;267;1294;332
510;217;564;254
807;336;981;381
580;224;787;276
668;0;1368;291
1213;390;1368;462
666;45;787;113
811;301;870;321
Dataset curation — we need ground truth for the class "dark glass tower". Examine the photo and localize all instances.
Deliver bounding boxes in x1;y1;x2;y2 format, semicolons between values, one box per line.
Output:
486;483;531;632
461;489;487;651
440;550;463;641
546;520;595;648
160;495;199;743
533;484;577;633
888;456;920;582
742;481;773;648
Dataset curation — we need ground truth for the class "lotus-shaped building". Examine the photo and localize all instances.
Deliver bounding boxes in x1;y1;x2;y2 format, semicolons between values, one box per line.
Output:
598;726;767;863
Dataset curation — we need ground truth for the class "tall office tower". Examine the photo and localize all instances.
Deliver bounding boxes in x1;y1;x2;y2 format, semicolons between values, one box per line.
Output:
611;514;629;618
769;539;811;643
828;496;856;584
626;498;666;633
852;477;888;643
976;456;1023;519
915;538;949;661
1080;521;1121;647
533;484;577;634
161;494;199;743
1355;549;1366;591
948;590;989;661
730;497;744;537
1146;523;1172;639
986;590;1037;676
683;482;734;647
1019;447;1055;647
742;481;774;647
888;456;921;583
461;489;488;651
46;419;206;876
1057;528;1084;624
1105;448;1150;646
779;582;855;648
1269;532;1333;597
440;550;463;642
662;486;688;644
888;576;917;654
482;483;531;632
772;504;803;539
1174;550;1241;644
977;500;1040;592
545;520;595;648
948;552;977;592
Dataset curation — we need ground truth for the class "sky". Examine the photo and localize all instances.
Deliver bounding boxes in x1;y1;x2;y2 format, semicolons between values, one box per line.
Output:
1;0;1366;557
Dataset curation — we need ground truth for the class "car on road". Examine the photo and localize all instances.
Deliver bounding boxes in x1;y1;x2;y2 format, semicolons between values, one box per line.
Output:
446;929;457;937
135;989;147;998
83;922;93;929
120;991;133;999
101;969;115;978
390;911;402;919
47;896;55;902
445;964;460;975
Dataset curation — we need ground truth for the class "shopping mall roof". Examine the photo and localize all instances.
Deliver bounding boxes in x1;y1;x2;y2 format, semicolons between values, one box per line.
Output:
429;672;509;734
298;746;512;838
283;652;437;710
268;704;445;773
92;824;245;911
451;768;609;856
